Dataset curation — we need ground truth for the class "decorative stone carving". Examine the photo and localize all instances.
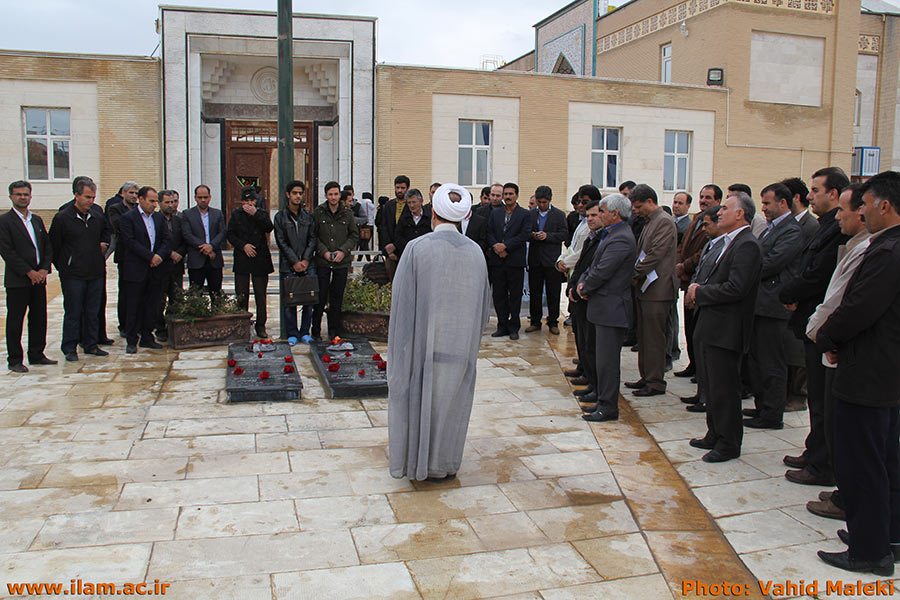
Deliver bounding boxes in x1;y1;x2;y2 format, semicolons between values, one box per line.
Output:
250;66;279;104
303;63;338;104
859;34;881;54
201;59;235;101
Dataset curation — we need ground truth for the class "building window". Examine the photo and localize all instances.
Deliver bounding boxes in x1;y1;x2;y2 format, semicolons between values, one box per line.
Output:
23;108;71;181
458;120;491;187
664;130;691;191
660;43;672;83
591;127;620;189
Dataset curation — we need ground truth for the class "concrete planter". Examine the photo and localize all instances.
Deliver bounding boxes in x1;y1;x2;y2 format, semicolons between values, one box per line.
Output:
342;311;389;342
166;312;253;349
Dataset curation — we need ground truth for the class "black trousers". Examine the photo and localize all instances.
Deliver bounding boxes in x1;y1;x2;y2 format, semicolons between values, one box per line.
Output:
800;340;832;479
188;263;223;294
156;267;184;333
749;316;789;423
528;265;562;327
490;265;525;333
235;273;269;334
683;300;697;369
117;264;127;332
124;275;161;346
60;277;102;354
834;398;900;560
312;267;348;338
6;284;47;367
571;301;596;388
594;324;626;413
697;339;743;455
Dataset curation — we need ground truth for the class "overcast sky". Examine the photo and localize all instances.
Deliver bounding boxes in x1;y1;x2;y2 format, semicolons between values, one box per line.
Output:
3;0;551;68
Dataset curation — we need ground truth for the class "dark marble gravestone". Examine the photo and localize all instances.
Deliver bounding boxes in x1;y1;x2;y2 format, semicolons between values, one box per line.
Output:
309;336;388;398
226;341;303;402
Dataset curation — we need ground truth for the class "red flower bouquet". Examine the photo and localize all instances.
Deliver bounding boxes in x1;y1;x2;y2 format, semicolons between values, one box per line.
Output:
327;363;340;372
227;359;236;367
233;366;244;375
259;371;270;380
284;365;295;374
321;355;331;363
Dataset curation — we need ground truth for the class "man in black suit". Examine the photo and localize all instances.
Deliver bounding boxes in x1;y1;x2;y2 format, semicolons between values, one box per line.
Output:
462;208;488;256
182;184;225;293
155;190;187;342
814;171;900;577
119;187;170;354
474;183;502;220
487;182;531;339
686;192;762;462
106;181;139;336
525;186;568;335
375;175;410;281
565;193;585;246
393;189;432;259
745;183;803;429
0;181;56;372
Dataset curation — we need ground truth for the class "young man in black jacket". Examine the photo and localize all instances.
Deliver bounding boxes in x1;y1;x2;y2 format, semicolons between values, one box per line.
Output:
274;180;317;345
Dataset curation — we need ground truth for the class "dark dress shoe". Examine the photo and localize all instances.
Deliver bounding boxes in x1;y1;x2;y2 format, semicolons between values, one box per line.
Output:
564;369;583;378
9;364;28;373
139;340;163;349
583;410;618;422
580;403;598;413
524;325;541;333
632;386;664;397
125;345;138;354
785;468;834;486
84;347;109;357
490;329;509;338
572;358;580;365
578;392;599;404
570;377;590;386
630;345;639;352
155;331;168;343
563;318;572;327
686;402;707;413
690;437;715;450
742;408;760;418
548;326;560;335
783;454;807;469
680;394;700;404
674;366;695;378
807;498;845;520
703;448;740;463
835;530;899;561
98;337;115;346
509;331;519;340
690;376;697;383
624;379;646;389
817;550;894;577
573;387;595;397
743;416;783;429
29;356;57;365
65;352;78;362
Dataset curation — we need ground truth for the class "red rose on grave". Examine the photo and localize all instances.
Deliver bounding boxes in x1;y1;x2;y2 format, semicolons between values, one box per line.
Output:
233;366;244;375
252;339;260;344
284;356;293;363
327;363;340;372
284;365;295;373
372;353;382;362
227;359;236;367
330;336;343;345
257;352;263;358
358;369;365;377
259;371;270;380
321;355;331;363
377;361;387;371
345;351;352;357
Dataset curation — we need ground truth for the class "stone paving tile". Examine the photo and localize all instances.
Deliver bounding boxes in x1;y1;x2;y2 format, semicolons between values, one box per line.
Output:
526;500;639;542
273;563;420;600
129;434;256;459
175;500;299;539
352;519;486;563
294;494;396;530
539;573;674;600
5;440;134;466
116;476;259;510
519;449;610;478
0;544;152;583
164;575;273;600
258;470;354;500
32;508;178;549
572;533;659;579
0;484;120;520
388;484;517;522
185;451;289;478
717;509;826;554
0;465;50;490
467;511;551;550
254;431;321;452
40;457;188;487
0;518;47;552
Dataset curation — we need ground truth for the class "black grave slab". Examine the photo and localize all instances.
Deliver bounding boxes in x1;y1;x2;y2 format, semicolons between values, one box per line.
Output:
226;341;303;402
309;336;388;398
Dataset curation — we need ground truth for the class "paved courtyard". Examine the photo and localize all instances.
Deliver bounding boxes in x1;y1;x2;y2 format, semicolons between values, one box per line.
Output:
0;272;893;599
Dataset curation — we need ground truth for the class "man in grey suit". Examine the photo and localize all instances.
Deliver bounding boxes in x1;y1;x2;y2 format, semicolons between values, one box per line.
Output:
784;177;819;247
625;184;678;397
576;193;637;422
181;184;226;293
745;182;804;429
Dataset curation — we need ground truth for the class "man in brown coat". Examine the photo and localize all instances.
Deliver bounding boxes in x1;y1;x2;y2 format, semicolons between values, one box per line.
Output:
625;184;678;396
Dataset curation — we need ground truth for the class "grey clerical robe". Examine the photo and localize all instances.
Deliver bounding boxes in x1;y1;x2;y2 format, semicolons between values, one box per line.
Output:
388;223;491;480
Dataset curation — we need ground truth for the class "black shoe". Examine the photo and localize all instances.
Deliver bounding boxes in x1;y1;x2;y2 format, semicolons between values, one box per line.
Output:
580;403;597;413
674;366;695;378
84;347;109;357
509;331;519;340
664;361;673;372
686;402;707;413
742;408;760;418
125;345;137;354
690;437;715;450
578;392;599;403
632;386;664;397
65;352;79;362
703;449;740;463
9;364;28;373
835;530;900;561
139;340;163;349
573;387;595;397
583;410;619;422
570;377;591;386
743;416;783;429
680;394;700;404
630;345;639;352
624;379;646;389
491;329;509;338
817;550;894;576
98;337;115;346
563;318;572;327
29;356;57;365
155;331;169;343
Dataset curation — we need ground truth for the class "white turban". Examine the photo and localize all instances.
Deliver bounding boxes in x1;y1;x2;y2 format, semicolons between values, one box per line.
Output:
432;183;472;222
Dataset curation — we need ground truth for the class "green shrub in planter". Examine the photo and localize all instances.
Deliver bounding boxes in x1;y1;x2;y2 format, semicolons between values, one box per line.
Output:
342;277;392;314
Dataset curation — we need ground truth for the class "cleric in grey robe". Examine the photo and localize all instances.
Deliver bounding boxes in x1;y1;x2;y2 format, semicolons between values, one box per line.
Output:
388;183;491;481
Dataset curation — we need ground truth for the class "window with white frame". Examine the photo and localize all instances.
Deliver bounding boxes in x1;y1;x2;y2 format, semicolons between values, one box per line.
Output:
458;120;490;187
660;43;672;83
23;108;71;181
664;131;691;191
591;127;620;189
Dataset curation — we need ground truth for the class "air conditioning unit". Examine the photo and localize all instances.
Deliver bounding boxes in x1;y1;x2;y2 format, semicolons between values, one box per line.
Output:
852;147;880;177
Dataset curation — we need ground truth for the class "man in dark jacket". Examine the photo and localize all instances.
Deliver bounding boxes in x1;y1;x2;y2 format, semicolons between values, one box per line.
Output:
106;181;139;335
227;186;274;338
155;190;187;342
376;175;409;281
526;186;568;335
119;186;170;354
814;170;900;577
394;189;431;258
463;209;488;256
48;177;110;362
275;180;317;345
182;185;226;294
0;180;56;372
779;167;849;487
313;181;359;339
487;182;531;339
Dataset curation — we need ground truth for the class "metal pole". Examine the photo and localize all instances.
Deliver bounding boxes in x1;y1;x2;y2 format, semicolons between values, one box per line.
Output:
277;0;294;340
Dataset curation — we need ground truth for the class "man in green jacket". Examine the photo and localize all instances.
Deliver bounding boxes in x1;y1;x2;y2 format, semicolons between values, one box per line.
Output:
312;181;359;340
